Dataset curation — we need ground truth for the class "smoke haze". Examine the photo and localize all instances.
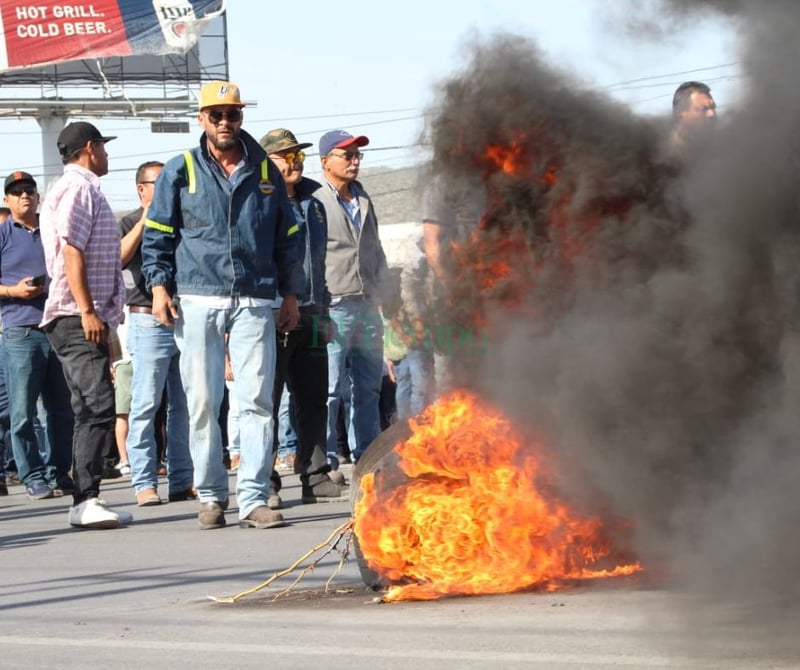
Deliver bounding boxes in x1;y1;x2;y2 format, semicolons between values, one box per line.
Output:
425;0;800;652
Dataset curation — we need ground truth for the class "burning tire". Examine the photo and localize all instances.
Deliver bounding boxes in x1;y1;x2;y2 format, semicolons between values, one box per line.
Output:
350;419;412;589
348;391;642;601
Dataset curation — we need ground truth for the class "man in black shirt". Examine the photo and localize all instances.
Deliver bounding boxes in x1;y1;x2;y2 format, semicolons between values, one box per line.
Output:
119;161;194;508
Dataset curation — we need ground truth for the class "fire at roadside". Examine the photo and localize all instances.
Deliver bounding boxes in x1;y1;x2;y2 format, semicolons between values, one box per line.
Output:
353;1;800;637
353;391;641;603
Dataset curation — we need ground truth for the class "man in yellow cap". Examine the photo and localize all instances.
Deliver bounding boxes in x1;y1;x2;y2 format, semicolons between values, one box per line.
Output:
141;81;304;530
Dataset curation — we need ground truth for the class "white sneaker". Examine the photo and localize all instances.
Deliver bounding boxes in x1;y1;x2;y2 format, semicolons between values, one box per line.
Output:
68;498;133;529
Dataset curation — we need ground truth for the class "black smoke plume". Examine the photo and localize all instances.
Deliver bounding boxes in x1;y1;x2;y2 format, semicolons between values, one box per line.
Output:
423;0;800;653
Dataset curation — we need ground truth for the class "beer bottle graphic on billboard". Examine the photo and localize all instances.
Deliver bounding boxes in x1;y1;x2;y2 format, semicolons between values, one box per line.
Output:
153;0;199;51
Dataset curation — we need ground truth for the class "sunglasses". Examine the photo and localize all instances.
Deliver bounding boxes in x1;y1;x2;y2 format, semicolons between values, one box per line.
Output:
329;150;364;162
7;186;37;196
273;151;305;164
206;109;242;124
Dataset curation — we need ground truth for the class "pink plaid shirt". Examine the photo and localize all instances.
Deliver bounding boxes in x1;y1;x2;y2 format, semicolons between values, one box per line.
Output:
40;164;125;328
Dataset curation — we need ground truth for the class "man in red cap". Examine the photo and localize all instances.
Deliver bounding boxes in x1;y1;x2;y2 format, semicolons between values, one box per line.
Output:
314;130;389;466
39;121;131;530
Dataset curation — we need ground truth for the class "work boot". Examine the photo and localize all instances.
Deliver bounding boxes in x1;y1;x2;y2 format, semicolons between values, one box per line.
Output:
136;487;162;507
198;500;228;530
267;483;283;510
238;505;286;529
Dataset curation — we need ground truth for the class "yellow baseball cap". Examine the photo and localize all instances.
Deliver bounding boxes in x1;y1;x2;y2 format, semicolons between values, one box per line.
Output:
198;80;245;110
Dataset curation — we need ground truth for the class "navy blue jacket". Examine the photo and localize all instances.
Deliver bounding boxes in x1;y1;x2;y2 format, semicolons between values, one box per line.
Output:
294;177;330;308
141;129;304;299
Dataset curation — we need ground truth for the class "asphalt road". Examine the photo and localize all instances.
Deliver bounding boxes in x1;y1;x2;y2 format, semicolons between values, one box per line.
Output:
1;469;797;670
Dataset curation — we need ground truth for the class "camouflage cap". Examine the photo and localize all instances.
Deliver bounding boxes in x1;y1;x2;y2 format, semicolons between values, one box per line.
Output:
259;128;312;154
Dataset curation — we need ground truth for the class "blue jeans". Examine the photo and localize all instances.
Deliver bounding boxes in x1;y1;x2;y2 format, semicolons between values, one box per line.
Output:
125;312;193;495
224;379;240;458
394;348;435;421
276;386;297;459
326;299;384;462
175;300;276;519
3;326;73;487
0;335;11;480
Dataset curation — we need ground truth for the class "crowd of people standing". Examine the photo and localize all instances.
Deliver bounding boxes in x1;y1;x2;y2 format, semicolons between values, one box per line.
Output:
0;77;717;530
0;78;425;530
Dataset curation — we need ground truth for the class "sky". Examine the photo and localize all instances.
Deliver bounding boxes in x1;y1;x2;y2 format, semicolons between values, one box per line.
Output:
0;0;741;211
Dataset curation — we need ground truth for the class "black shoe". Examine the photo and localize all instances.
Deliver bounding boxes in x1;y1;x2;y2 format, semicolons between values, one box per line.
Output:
270;469;282;493
301;476;349;504
101;466;122;480
53;475;75;496
0;482;8;496
168;487;197;502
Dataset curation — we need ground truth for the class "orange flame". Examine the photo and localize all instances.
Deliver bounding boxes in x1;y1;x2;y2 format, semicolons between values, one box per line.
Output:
485;141;527;175
484;139;559;185
353;391;641;602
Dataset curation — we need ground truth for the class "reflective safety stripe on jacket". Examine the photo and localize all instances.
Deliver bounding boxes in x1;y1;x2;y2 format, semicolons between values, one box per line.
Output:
175;151;299;238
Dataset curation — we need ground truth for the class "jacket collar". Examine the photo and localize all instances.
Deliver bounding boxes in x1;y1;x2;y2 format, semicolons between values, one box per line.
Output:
197;128;266;167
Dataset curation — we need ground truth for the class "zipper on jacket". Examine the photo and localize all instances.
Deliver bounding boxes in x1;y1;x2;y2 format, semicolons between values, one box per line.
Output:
304;200;314;306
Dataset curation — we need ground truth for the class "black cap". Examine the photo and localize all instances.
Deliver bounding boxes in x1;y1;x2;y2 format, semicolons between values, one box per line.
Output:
56;122;117;159
4;170;37;194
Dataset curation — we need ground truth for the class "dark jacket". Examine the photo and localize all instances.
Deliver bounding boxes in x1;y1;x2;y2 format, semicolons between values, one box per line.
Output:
294;177;330;308
141;129;304;299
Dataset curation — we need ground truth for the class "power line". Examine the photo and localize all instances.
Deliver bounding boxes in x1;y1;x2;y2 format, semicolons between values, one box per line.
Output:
610;73;745;93
0;108;425;137
604;62;740;89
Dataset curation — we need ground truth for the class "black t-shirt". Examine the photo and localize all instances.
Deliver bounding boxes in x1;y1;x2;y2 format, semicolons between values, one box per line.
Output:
118;207;151;307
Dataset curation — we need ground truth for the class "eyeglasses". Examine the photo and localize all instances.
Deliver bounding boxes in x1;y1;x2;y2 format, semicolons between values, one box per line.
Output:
7;186;37;196
138;180;156;185
206;109;242;124
272;151;305;164
328;150;364;162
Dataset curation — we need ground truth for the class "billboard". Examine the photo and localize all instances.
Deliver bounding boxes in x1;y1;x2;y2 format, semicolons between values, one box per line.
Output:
0;0;225;75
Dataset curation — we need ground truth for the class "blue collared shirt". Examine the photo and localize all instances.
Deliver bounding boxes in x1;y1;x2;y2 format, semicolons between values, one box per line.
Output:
0;217;48;328
326;179;362;235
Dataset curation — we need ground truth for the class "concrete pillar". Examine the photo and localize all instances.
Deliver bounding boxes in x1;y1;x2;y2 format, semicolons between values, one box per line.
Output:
38;115;68;195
